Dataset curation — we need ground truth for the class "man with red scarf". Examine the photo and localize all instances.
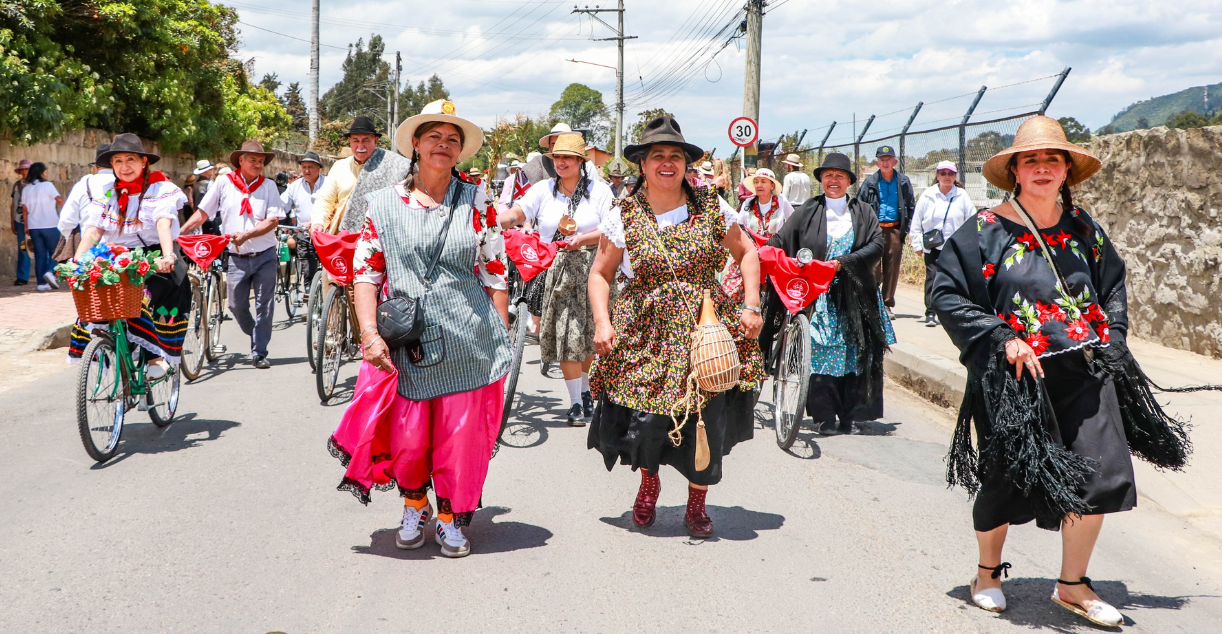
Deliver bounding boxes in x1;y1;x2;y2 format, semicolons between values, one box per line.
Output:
192;140;287;369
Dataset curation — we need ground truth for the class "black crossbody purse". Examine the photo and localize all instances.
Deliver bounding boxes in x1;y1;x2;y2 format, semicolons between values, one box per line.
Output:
921;195;956;251
376;181;462;350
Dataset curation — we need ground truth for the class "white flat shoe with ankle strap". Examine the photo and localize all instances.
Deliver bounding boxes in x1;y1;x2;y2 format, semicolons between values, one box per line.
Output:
970;563;1012;612
1051;578;1123;627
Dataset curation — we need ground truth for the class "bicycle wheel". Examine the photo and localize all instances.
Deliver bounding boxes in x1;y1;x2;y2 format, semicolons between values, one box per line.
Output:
147;366;181;427
316;285;348;402
76;336;127;463
305;271;324;371
204;271;225;362
773;313;811;450
281;255;298;321
500;299;530;436
180;279;206;381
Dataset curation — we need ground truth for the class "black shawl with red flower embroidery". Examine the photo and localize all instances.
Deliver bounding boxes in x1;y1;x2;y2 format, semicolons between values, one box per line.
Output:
930;205;1191;529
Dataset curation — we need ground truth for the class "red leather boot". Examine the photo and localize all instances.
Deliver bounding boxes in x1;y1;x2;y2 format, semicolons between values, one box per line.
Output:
632;469;660;528
684;486;713;538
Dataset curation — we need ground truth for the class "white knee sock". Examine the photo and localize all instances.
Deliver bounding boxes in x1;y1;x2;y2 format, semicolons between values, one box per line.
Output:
581;372;590;393
565;378;583;406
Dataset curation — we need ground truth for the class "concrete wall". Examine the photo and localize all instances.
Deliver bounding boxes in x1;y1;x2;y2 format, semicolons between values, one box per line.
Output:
1076;125;1222;358
1;129;329;280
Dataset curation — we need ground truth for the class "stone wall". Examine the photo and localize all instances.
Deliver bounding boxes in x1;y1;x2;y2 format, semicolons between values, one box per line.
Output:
1;129;330;280
1077;125;1222;358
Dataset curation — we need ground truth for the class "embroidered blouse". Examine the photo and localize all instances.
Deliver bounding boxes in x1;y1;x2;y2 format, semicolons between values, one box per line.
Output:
353;182;508;290
82;179;188;249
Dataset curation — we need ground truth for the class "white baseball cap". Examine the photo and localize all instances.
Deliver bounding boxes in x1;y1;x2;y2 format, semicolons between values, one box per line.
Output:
934;160;958;173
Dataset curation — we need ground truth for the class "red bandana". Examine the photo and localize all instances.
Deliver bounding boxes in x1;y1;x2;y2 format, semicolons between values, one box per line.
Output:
227;171;266;216
757;245;837;314
114;171;169;216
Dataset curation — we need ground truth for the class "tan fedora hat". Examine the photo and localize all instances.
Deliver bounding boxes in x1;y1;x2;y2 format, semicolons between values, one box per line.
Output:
745;168;783;192
982;115;1101;190
538;122;573;149
229;139;275;168
546;132;587;158
781;153;804;168
395;99;484;163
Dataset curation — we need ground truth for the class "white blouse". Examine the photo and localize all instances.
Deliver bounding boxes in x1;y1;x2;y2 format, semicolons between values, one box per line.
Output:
516;178;615;243
82;179;188;249
735;195;795;234
825;195;853;240
598;197;738;279
908;185;977;252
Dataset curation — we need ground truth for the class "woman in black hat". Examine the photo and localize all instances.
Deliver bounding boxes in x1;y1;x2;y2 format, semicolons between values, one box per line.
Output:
764;152;896;436
72;133;194;375
587;116;764;538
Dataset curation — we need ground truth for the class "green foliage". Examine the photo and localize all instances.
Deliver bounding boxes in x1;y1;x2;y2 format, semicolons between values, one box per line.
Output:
1057;117;1091;143
0;0;290;155
550;83;610;147
319;34;391;129
1164;109;1221;129
282;82;308;132
259;73;281;94
628;108;674;145
1096;124;1117;136
1136;116;1150;130
480;113;551;172
399;74;449;119
1105;82;1222;133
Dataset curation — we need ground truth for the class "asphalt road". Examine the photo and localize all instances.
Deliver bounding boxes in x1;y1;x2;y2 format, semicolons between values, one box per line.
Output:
2;313;1221;633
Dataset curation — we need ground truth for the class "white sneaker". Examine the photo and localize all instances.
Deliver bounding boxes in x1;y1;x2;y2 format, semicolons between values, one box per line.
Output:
36;284;51;291
435;518;471;558
396;502;433;550
43;271;59;289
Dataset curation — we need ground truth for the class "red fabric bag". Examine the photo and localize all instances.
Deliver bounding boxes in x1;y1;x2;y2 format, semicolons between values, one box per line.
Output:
313;230;359;286
175;234;231;269
745;227;769;248
503;229;565;282
758;245;836;314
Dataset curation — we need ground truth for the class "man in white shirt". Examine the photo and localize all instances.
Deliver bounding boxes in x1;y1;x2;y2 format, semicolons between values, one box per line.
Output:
59;144;115;240
190;140;287;369
780;153;812;205
280;151;325;284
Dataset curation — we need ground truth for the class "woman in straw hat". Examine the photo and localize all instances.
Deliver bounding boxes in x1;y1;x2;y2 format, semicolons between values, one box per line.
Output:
587;116;764;539
722;167;795;302
499;132;617;426
71;133;194;376
931;116;1193;626
328;99;511;558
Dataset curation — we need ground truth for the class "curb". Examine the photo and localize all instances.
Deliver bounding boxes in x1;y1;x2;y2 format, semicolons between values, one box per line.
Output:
883;341;966;410
20;320;75;354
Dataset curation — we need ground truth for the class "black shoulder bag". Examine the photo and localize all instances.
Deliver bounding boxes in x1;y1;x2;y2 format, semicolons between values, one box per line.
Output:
921;194;956;251
376;181;463;350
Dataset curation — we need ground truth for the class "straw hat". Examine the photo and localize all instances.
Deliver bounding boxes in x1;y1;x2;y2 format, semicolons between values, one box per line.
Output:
698;161;715;177
539;122;573;149
745;168;782;192
781;153;804;168
229;139;275;168
547;132;587;158
982;115;1101;190
193;159;214;175
395;99;484;163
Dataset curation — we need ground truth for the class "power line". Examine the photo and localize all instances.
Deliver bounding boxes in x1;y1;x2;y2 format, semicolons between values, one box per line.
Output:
236;20;348;50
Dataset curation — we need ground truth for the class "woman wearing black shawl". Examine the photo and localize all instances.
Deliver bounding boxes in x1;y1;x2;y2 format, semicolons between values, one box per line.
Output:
765;153;895;436
931;116;1193;627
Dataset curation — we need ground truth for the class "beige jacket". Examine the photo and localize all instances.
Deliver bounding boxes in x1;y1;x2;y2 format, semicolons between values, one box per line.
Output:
312;156;362;232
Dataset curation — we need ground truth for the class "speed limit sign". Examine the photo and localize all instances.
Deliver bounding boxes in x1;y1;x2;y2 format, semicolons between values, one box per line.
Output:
728;116;758;147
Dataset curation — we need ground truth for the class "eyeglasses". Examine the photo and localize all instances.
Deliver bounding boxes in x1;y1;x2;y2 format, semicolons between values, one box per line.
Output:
936;170;956;176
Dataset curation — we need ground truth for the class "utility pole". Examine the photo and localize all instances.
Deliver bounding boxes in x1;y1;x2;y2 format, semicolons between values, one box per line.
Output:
572;2;636;166
392;52;401;129
742;0;764;170
308;0;320;146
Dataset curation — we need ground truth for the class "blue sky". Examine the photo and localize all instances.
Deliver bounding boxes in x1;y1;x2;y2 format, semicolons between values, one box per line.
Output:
226;0;1222;154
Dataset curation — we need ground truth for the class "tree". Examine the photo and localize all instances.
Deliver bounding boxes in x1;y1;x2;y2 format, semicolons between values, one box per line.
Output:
549;83;610;147
399;74;449;119
259;73;281;94
1165;110;1211;129
282;82;308;132
1057;117;1091;143
479;114;552;172
319;35;392;130
1136;116;1151;130
0;0;289;155
628;108;675;145
1096;124;1118;136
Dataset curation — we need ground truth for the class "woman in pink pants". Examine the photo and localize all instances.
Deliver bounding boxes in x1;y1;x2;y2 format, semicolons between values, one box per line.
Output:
328;99;511;558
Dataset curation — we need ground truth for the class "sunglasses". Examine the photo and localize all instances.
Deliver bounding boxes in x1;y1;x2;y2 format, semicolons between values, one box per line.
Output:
937;170;956;176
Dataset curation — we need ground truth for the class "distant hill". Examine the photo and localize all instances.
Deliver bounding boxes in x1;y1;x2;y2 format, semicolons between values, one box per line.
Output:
1104;82;1222;132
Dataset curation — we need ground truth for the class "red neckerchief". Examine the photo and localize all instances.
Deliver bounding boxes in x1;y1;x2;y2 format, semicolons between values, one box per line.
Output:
227;171;265;216
751;195;778;234
114;171;169;215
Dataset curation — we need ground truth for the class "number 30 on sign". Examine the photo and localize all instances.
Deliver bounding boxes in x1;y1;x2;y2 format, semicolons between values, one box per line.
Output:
728;116;758;147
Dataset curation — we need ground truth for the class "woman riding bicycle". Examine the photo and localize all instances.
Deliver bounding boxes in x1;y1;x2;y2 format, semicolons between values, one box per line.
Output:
72;133;195;378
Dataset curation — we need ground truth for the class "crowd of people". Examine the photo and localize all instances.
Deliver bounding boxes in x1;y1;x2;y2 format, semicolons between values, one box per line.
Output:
13;109;1201;628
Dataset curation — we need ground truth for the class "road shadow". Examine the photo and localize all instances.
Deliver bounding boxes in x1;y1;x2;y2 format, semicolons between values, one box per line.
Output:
854;419;899;436
945;577;1198;631
351;506;552;559
785;431;824;459
599;505;784;542
90;412;240;469
495;391;571;451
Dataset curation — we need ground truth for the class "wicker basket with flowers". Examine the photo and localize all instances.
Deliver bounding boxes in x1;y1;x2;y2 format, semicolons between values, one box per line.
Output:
55;243;159;322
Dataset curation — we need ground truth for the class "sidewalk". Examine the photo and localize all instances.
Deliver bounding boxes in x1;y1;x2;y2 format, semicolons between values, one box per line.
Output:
0;283;76;356
886;284;1222;540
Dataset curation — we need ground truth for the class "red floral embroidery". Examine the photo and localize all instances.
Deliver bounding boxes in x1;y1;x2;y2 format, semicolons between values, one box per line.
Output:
365;251;385;273
1094;323;1111;344
485;205;497;230
359;218;379;242
1026;332;1050;355
1065;318;1092;342
1042;232;1062;248
485;259;506;276
1000;313;1026;333
1036;301;1066;323
1083;303;1106;323
471;207;483;232
979;210;997;224
1017;233;1038;250
1056;231;1072;247
982;263;996;279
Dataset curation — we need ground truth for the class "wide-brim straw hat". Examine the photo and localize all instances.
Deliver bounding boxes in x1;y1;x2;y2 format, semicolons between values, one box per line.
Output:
623;116;704;164
229;140;276;168
745;168;782;192
192;158;214;175
546;132;587;159
395;99;484;163
781;153;804;168
98;133;161;165
982;115;1101;190
538;122;573;149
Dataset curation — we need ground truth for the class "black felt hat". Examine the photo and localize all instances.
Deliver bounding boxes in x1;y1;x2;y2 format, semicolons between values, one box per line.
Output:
299;151;323;166
345;116;382;138
97;133;160;166
813;152;856;184
94;144;112;168
623;116;704;163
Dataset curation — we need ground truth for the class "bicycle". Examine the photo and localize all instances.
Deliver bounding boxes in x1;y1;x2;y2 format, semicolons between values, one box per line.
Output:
498;261;530;447
202;256;228;363
76;319;181;462
275;227;305;321
315;282;360;402
305;269;324;372
179;265;207;381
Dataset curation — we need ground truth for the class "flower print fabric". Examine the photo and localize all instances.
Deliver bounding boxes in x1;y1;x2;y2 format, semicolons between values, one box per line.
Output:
353;182;507;290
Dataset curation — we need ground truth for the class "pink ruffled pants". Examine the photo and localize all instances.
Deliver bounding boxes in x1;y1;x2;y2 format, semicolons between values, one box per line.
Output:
331;362;505;514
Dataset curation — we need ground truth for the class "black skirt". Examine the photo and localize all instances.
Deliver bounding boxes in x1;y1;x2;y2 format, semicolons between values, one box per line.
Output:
588;388;755;486
973;351;1136;532
806;372;884;426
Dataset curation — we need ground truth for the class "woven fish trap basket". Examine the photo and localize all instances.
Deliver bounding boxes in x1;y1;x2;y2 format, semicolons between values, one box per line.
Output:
691;323;741;393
